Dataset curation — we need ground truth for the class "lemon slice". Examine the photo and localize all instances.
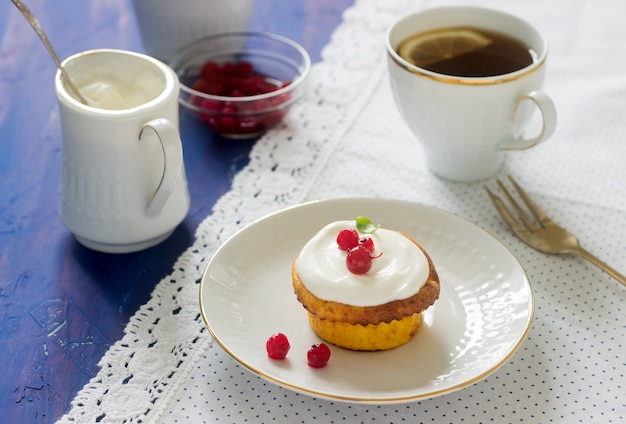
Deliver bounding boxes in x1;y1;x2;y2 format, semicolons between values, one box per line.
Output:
398;28;492;68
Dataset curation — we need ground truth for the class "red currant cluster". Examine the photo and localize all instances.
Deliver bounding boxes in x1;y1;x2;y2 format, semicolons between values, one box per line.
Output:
189;60;292;136
266;333;331;368
336;229;381;274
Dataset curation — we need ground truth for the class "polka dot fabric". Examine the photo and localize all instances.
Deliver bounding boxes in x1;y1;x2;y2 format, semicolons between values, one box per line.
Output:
61;0;626;422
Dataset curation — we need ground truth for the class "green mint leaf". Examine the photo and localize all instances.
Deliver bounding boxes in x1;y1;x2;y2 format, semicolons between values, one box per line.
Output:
356;216;380;234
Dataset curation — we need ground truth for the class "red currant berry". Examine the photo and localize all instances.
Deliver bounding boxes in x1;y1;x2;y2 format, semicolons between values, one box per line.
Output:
229;89;245;97
204;80;225;96
199;99;221;112
222;61;237;76
336;229;359;251
307;343;331;368
192;79;210;94
266;333;290;360
346;245;373;274
258;110;286;129
359;236;375;253
235;61;254;78
200;61;221;79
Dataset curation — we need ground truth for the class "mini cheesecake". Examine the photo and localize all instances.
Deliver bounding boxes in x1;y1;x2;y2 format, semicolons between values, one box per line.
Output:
292;220;440;351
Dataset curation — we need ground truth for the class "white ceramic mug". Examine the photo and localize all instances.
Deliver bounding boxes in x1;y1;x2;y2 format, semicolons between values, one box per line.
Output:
55;49;190;253
131;0;256;61
386;6;557;182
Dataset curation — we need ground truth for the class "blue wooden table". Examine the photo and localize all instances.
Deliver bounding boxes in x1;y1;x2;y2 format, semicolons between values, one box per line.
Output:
0;1;353;421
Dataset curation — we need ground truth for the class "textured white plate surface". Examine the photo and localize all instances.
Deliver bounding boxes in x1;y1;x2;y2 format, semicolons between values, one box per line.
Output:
199;198;533;403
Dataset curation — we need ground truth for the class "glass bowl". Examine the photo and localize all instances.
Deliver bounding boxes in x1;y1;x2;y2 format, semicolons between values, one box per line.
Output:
169;32;311;139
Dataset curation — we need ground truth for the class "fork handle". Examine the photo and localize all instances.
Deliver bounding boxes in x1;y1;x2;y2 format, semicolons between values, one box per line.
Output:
573;247;626;288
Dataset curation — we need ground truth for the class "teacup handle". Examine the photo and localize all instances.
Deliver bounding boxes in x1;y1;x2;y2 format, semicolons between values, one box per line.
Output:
501;90;557;151
139;118;184;217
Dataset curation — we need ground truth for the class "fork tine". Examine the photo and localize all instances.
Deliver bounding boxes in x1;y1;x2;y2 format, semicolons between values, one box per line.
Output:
485;186;531;238
495;179;541;231
508;175;555;226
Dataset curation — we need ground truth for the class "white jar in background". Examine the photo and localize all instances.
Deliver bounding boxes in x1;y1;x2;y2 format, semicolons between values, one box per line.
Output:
131;0;256;61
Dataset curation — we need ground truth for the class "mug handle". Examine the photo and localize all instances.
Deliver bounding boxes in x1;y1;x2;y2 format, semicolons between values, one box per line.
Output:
139;118;184;217
501;90;557;151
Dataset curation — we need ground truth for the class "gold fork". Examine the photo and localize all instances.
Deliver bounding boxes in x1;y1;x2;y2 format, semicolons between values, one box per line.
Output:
485;175;626;287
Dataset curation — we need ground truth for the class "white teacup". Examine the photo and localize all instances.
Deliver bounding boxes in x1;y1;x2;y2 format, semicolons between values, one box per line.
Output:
386;6;557;182
55;49;190;253
131;0;256;61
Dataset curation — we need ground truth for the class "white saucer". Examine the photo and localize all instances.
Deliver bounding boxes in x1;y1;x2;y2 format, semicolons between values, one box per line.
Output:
200;198;533;403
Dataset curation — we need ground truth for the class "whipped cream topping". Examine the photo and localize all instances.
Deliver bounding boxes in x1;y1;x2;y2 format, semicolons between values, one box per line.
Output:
296;220;430;306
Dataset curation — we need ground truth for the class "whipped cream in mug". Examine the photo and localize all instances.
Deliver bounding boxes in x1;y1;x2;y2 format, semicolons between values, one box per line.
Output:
78;67;163;110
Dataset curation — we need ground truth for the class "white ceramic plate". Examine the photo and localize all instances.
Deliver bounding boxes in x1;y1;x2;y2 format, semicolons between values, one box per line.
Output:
199;198;533;403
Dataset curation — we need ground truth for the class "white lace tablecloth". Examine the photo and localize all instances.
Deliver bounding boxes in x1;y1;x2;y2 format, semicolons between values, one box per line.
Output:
59;0;626;422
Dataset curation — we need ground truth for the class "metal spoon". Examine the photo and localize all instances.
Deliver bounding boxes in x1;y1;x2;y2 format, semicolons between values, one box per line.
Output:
11;0;89;105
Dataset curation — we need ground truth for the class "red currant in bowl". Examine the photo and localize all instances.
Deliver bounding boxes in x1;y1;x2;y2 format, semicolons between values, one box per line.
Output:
169;32;311;139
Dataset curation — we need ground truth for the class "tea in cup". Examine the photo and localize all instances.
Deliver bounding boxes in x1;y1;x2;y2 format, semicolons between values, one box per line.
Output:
55;49;190;253
386;6;557;182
